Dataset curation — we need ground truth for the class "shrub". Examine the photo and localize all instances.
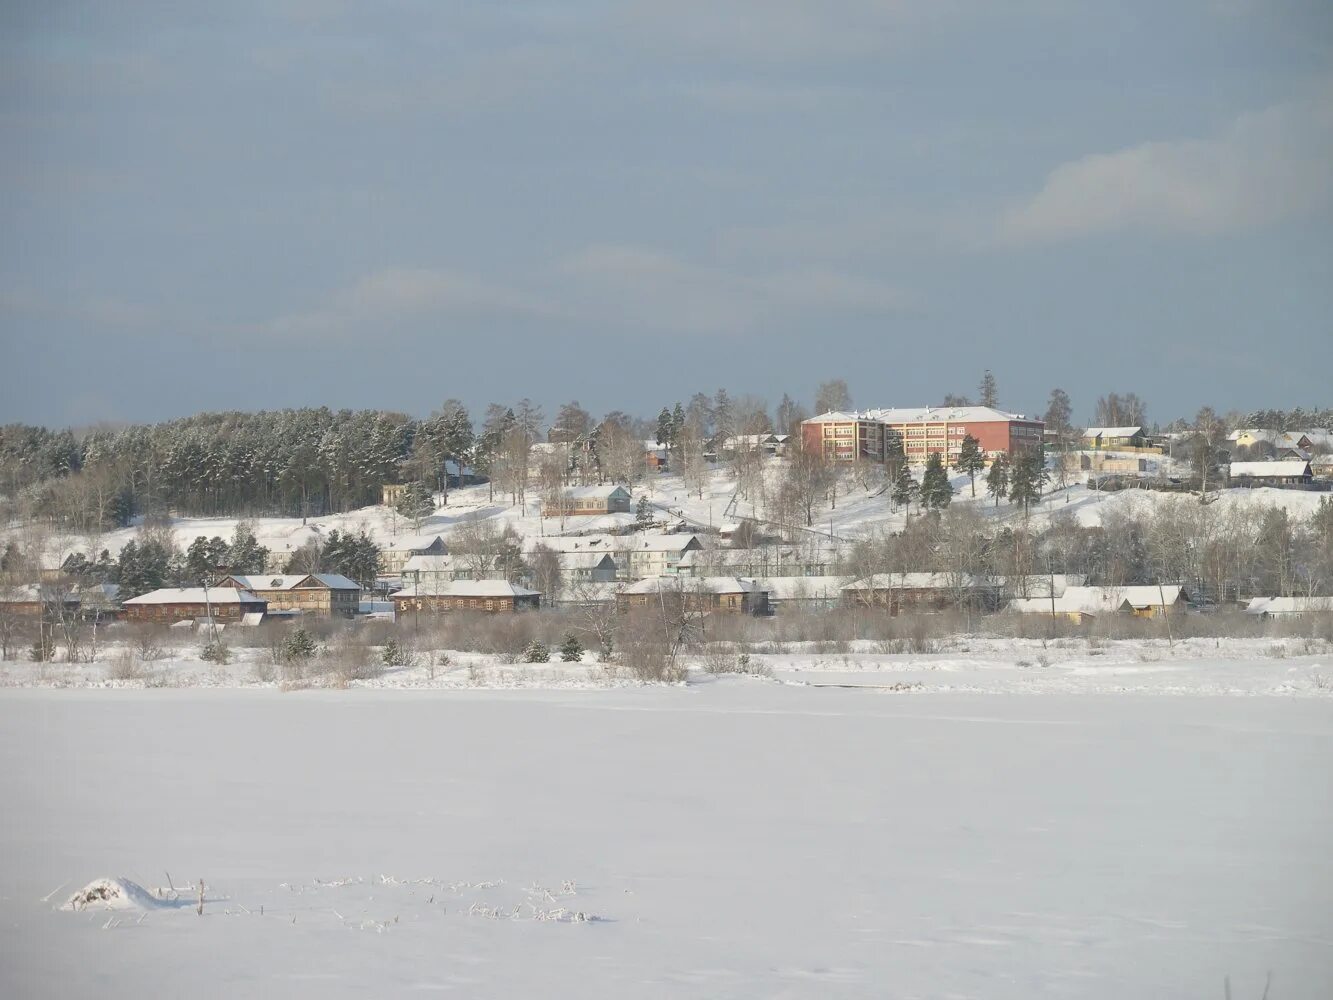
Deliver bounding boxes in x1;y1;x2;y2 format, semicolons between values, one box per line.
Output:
108;650;143;681
381;637;414;667
524;638;550;663
200;640;230;664
558;632;584;662
29;632;54;662
283;627;317;663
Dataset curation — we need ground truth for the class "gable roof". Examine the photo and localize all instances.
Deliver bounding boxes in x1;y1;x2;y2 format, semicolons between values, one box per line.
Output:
843;572;995;591
559;485;631;500
1083;426;1145;439
390;579;539;599
227;574;359;591
1059;585;1186;610
384;534;446;553
622;576;765;595
1244;596;1333;615
1229;461;1311;478
123;588;265;605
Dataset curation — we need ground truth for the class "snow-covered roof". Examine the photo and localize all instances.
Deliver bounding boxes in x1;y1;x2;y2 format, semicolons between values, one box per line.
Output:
993;574;1086;597
555;551;617;569
677;545;840;570
559;485;631;500
1229;461;1311;478
1083;426;1144;439
1060;585;1187;610
390;580;539;598
843;573;995;591
385;534;446;553
805;406;1037;425
123;588;265;605
228;574;359;591
1244;596;1333;616
755;576;851;600
0;583;79;603
624;534;701;553
1007;595;1122;617
622;576;766;595
402;553;457;572
521;534;615;553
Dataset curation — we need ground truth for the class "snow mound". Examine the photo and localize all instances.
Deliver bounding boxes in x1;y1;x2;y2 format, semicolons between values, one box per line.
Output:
65;878;162;911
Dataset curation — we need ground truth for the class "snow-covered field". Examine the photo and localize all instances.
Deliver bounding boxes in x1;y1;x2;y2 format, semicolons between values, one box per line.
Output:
2;665;1331;998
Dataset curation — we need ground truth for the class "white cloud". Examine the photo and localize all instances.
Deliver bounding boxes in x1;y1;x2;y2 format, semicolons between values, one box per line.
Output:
1000;89;1333;244
263;267;554;338
559;244;904;334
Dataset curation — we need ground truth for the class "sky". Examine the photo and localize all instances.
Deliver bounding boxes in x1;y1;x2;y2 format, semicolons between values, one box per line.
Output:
1;0;1331;430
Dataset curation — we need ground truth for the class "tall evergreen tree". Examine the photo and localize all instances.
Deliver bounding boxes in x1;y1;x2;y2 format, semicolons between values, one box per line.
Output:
986;453;1009;508
1008;447;1048;516
953;434;986;497
978;370;998;408
396;481;435;530
891;464;918;517
920;452;953;510
883;428;906;481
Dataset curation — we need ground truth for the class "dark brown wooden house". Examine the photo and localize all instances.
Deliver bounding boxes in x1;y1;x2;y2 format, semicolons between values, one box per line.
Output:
390;580;541;615
121;587;267;624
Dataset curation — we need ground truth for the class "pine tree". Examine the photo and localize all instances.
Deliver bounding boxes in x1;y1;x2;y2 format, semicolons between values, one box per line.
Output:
921;452;953;510
559;632;584;662
523;638;550;663
883;428;906;480
953;434;986;497
986;453;1009;508
228;521;269;574
283;627;317;662
1008;447;1048;516
396;480;435;529
635;494;654;530
891;464;918;517
978;370;998;408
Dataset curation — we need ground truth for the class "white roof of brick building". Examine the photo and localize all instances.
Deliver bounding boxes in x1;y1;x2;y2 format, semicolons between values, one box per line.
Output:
806;406;1037;424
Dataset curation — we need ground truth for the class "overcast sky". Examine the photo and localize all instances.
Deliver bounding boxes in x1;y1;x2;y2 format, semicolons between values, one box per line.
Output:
2;1;1331;429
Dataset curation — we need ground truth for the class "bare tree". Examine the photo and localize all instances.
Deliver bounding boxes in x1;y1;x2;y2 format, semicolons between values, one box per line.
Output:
814;379;852;415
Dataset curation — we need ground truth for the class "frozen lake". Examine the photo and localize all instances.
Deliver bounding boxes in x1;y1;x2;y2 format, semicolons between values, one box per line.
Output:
1;682;1330;998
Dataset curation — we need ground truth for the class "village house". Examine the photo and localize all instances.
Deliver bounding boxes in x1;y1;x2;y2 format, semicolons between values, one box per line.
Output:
556;551;619;583
122;587;267;624
616;533;704;580
1228;460;1314;487
616;576;770;616
642;441;669;471
1082;426;1151;450
677;544;842;578
380;534;448;576
1010;585;1190;620
390;580;541;615
0;583;81;618
541;484;632;517
840;573;1002;613
995;574;1087;600
400;553;467;588
1244;596;1333;619
756;576;849;613
219;573;360;617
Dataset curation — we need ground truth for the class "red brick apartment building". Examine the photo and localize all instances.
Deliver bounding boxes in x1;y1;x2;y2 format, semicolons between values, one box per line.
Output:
802;407;1044;464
